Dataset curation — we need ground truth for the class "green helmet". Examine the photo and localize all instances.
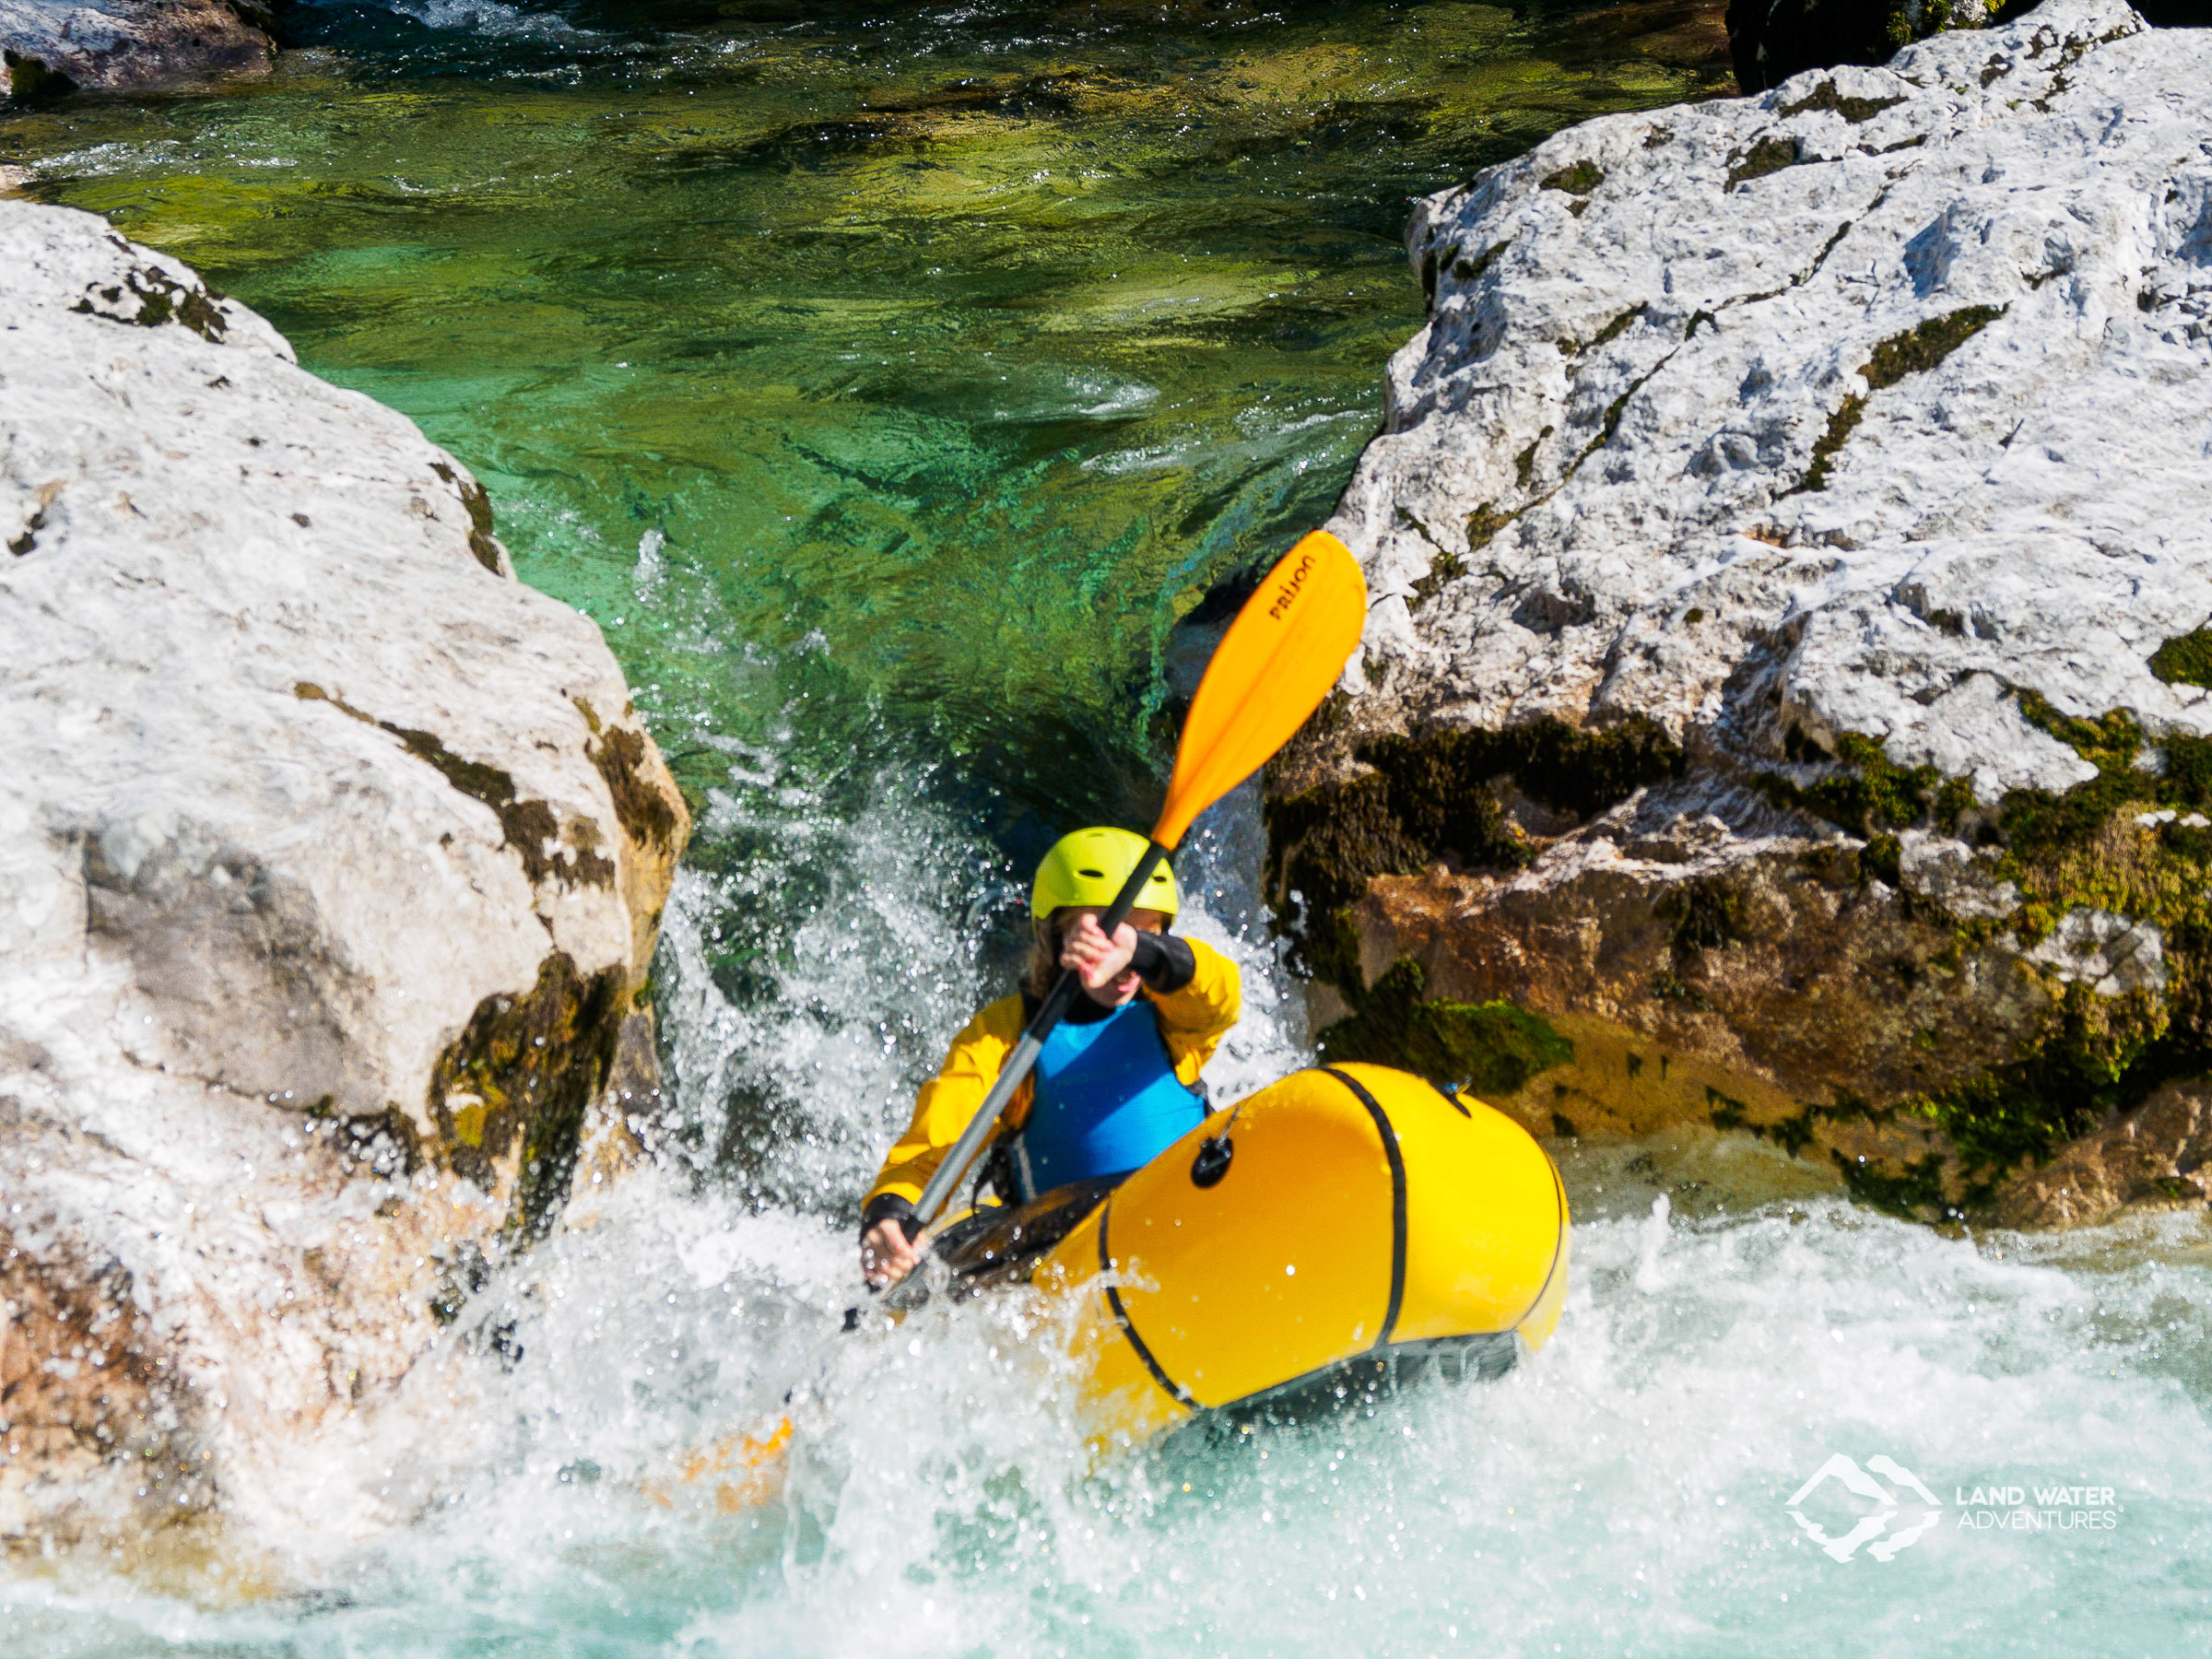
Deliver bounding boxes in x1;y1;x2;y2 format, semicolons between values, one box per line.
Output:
1030;827;1179;922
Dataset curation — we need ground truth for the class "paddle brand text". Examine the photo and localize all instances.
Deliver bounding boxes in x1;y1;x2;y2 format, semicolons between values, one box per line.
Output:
1267;551;1317;620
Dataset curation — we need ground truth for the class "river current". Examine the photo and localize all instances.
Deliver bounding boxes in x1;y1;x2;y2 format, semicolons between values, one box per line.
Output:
6;2;2211;1653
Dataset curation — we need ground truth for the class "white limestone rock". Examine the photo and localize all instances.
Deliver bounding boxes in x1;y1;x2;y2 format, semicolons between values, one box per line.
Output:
0;200;688;1560
1281;1;2212;1208
1342;0;2207;802
2023;907;2165;996
1318;0;2203;827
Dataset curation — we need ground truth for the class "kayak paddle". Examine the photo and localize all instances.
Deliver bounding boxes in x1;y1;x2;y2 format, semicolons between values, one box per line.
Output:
904;527;1368;1239
662;528;1366;1511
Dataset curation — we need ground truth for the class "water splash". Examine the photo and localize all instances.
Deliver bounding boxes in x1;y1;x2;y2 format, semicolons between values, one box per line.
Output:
6;4;2208;1652
385;0;595;39
650;723;1311;1216
12;1178;2205;1655
652;750;1020;1211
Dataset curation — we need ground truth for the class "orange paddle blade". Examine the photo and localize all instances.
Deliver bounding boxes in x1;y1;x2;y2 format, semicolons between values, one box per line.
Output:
1152;530;1367;849
642;1415;794;1514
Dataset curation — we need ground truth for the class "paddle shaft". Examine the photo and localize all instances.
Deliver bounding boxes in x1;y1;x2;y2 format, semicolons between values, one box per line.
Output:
902;838;1170;1238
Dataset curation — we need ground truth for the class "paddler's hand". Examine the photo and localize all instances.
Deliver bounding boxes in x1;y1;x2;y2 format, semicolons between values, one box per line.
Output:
1062;912;1142;1006
860;1218;922;1288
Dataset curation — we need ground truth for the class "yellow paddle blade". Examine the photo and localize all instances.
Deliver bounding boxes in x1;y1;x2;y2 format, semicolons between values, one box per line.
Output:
1152;530;1367;849
641;1414;794;1514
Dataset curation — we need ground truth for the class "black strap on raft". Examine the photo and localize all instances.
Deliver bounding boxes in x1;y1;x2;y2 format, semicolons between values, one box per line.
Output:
1510;1156;1571;1331
1097;1199;1198;1408
1319;1066;1407;1350
1098;1068;1414;1412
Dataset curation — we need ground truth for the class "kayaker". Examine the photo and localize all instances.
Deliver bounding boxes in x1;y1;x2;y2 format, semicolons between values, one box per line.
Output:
859;827;1241;1288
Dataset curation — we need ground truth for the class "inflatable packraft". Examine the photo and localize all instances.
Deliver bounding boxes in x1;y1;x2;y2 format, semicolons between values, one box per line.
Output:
653;1064;1568;1514
923;1062;1569;1443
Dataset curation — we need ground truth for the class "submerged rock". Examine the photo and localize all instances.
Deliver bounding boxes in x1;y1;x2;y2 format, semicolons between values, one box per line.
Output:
1274;0;2212;1222
0;201;688;1558
0;1;276;100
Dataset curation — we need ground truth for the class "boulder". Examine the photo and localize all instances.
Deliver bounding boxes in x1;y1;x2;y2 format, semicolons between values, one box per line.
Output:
0;200;688;1559
0;1;276;101
1270;0;2212;1220
1989;1077;2211;1226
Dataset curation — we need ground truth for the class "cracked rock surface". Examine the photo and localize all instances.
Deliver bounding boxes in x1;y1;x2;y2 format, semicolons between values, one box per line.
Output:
1273;0;2212;1222
0;201;688;1559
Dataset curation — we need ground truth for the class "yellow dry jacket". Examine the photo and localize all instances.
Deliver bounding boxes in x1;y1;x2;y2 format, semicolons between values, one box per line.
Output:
865;939;1241;1212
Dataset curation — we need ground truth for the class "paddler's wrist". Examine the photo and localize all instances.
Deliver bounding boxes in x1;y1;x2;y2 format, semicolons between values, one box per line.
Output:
860;1192;917;1238
1129;932;1195;993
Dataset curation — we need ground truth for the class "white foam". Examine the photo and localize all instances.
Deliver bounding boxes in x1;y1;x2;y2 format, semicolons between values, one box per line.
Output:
385;0;596;41
9;624;2206;1650
12;1147;2208;1651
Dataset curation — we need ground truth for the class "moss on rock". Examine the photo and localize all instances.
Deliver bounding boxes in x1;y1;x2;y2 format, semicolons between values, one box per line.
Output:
1316;957;1575;1096
1265;715;1684;981
1784;306;2005;495
1898;982;2170;1206
1541;159;1605;194
1777;78;1905;123
429;460;502;573
1284;679;2212;1217
574;697;680;858
1726;134;1803;189
1756;729;1972;839
425;950;627;1241
1862;304;2004;389
2148;628;2212;689
1752;692;2212;1208
297;681;616;889
1834;1149;1950;1217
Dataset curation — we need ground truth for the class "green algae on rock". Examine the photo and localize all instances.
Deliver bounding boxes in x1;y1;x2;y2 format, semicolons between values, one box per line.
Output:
1284;2;2212;1226
426;950;633;1242
1315;956;1576;1097
1785;304;2006;495
1266;714;1685;961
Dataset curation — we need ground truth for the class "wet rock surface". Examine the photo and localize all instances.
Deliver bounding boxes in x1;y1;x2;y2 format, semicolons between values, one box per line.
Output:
1277;0;2212;1222
0;200;688;1558
0;1;276;100
1990;1077;2212;1226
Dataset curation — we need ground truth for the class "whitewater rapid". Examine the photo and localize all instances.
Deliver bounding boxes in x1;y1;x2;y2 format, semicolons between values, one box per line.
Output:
6;1;2208;1649
6;772;2209;1656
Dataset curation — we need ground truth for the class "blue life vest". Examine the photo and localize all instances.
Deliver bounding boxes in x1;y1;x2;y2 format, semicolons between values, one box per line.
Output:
1014;998;1205;1197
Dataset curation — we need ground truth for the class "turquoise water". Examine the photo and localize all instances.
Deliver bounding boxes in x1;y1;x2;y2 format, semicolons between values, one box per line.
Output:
5;2;2209;1652
6;0;1730;843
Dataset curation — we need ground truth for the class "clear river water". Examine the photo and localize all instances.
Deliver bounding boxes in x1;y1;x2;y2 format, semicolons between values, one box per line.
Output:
5;1;2211;1653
